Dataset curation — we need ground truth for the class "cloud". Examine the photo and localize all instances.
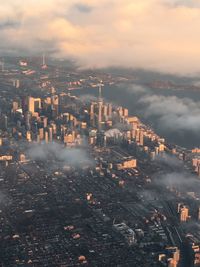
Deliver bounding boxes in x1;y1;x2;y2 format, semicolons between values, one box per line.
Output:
155;153;183;168
126;85;149;95
105;128;122;138
1;0;200;74
79;94;98;103
165;0;200;8
155;172;199;192
139;170;199;202
124;84;200;135
0;191;8;206
26;142;93;168
0;20;21;29
74;3;93;13
139;94;200;133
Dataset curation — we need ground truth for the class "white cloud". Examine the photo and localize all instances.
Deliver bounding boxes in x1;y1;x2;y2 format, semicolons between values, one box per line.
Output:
139;94;200;132
126;84;200;134
1;0;200;74
27;142;93;167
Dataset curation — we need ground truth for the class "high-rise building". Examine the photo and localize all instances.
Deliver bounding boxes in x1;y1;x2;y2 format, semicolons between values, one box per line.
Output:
98;100;103;129
51;95;59;118
159;247;180;267
131;129;136;139
178;204;189;222
108;103;112;118
190;244;200;267
139;130;144;146
123;108;129;117
103;105;108;120
26;131;32;142
118;106;123;117
13;79;20;88
90;103;95;126
39;128;44;140
167;247;180;267
98;84;103;130
21;96;28;114
135;129;140;142
41;116;48;128
28;97;41;114
12;101;19;112
48;127;53;142
25;111;32;130
197;164;200;177
37;134;40;143
45;131;49;143
64;133;74;145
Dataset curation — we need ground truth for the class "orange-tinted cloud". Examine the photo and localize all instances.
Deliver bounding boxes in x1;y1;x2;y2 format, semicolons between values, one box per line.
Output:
1;0;200;74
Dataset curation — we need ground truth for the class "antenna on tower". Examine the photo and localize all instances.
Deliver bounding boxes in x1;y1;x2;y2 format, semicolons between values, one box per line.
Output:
42;53;45;66
98;80;103;100
41;53;47;69
98;84;102;99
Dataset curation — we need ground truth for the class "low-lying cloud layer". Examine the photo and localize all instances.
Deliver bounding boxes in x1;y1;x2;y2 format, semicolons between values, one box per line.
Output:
27;142;93;167
1;0;200;74
155;171;200;194
155;153;183;168
140;95;200;133
126;84;200;137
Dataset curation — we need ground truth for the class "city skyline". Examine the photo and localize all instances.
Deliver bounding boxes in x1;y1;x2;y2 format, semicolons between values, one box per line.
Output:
0;1;200;266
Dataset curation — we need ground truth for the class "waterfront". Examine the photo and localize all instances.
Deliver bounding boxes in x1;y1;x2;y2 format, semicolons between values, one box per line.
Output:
74;84;200;149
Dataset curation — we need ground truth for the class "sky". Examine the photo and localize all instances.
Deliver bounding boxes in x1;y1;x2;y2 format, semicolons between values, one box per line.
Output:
1;0;200;74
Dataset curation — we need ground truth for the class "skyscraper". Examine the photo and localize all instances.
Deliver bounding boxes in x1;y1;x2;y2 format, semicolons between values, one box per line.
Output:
179;204;189;222
28;97;41;114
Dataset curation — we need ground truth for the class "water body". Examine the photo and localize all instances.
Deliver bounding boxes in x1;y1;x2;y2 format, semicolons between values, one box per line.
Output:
74;85;200;149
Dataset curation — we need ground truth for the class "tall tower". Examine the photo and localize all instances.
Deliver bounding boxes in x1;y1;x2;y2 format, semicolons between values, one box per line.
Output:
41;53;47;69
42;53;45;66
98;82;102;100
179;205;189;222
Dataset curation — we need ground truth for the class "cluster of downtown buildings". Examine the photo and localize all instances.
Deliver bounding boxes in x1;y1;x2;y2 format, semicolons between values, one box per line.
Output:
0;58;200;266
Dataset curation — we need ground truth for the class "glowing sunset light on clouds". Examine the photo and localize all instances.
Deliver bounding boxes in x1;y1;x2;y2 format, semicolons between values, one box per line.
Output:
1;0;200;74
